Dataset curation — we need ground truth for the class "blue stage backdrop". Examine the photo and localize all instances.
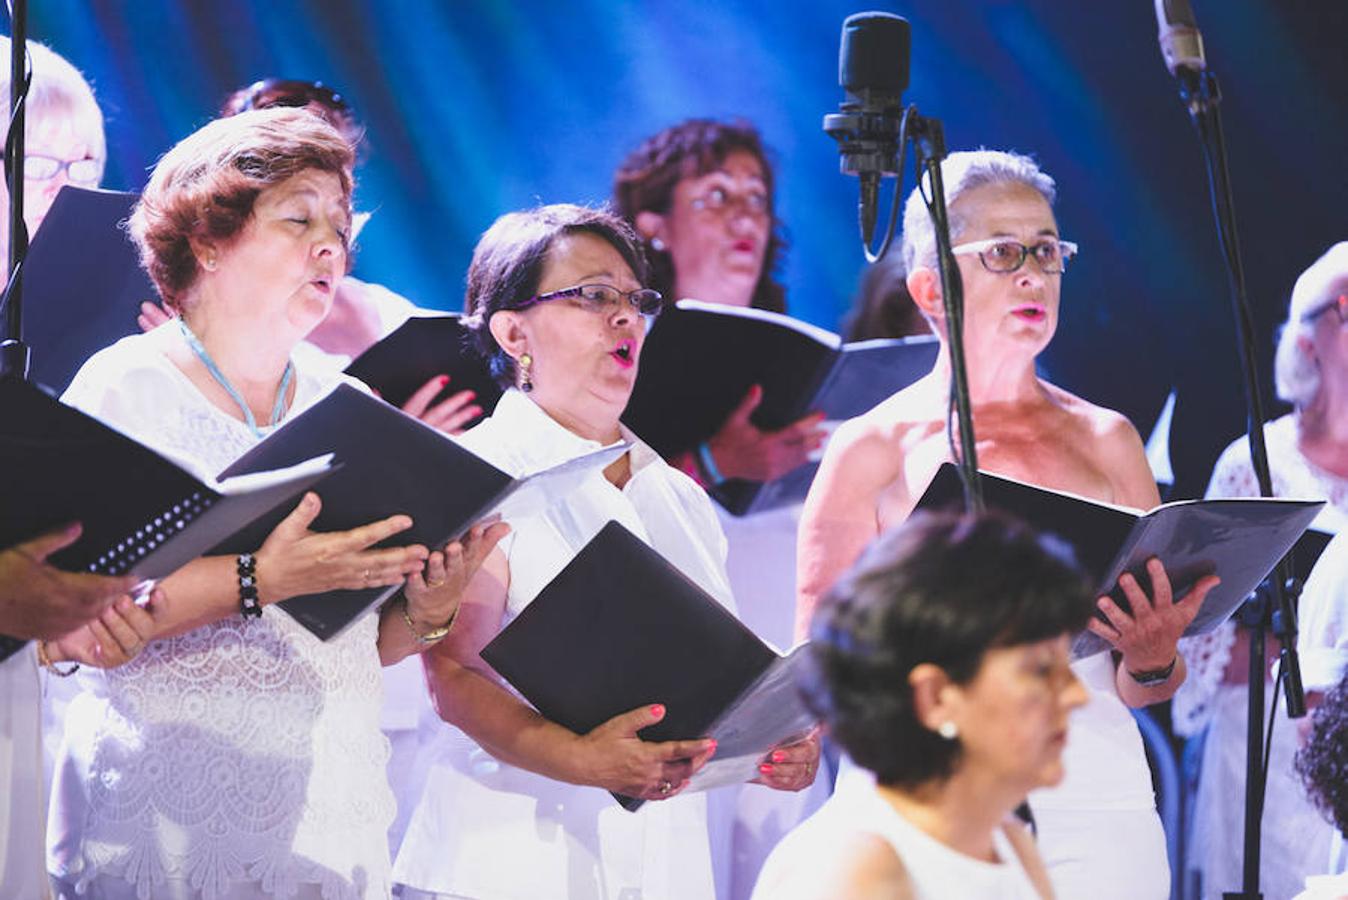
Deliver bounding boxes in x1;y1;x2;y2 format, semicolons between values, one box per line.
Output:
25;0;1348;499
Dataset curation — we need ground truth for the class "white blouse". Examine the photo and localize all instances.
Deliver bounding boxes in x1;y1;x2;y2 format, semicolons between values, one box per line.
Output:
49;327;395;900
393;389;734;900
1298;533;1348;692
1173;415;1348;737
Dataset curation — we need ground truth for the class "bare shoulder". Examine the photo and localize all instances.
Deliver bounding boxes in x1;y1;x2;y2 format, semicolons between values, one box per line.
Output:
1041;380;1158;507
816;377;943;495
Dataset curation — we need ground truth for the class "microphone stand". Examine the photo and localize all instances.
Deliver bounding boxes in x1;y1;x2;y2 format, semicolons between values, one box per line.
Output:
0;0;30;381
1170;66;1306;900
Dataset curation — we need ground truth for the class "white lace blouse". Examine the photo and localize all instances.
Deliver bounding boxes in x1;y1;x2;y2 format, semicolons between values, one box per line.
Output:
1173;415;1348;737
48;328;396;900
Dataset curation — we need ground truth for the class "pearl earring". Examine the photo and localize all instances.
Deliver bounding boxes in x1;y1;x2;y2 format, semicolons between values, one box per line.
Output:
204;253;217;272
937;721;958;740
650;236;667;252
517;353;534;393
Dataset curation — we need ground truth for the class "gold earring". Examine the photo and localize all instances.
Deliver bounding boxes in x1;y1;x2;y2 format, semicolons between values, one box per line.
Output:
517;353;534;393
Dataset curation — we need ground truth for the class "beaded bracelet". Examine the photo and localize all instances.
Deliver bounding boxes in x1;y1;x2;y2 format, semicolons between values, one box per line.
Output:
237;553;262;619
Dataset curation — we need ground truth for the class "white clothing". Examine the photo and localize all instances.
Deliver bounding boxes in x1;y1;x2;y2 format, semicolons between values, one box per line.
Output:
393;389;732;900
1;645;46;899
1024;652;1169;898
1174;418;1345;899
1295;872;1348;900
751;785;1043;899
49;328;395;900
1298;532;1348;693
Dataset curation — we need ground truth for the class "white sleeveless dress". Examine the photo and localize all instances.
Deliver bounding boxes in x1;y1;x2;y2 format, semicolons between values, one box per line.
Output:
752;785;1044;898
48;328;396;900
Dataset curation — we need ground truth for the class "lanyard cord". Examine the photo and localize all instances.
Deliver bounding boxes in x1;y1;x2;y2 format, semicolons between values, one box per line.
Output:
178;318;294;438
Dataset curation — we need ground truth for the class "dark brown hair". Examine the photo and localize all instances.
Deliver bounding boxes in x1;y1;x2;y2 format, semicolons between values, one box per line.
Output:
464;204;648;387
613;118;787;313
128;107;355;310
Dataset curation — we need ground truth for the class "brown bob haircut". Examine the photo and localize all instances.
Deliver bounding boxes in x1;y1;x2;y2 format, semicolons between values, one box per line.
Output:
612;118;788;314
464;203;647;389
128;106;355;310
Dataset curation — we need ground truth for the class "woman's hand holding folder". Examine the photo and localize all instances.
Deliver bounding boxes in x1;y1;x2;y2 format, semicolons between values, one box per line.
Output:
705;385;826;483
574;702;718;801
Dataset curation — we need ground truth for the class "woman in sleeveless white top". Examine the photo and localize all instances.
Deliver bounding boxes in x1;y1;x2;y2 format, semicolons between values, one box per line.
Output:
47;109;483;900
753;514;1099;900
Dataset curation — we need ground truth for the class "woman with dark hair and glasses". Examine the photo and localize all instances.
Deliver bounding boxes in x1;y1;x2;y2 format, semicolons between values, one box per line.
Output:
393;204;816;900
138;77;482;434
1177;241;1348;899
754;511;1092;899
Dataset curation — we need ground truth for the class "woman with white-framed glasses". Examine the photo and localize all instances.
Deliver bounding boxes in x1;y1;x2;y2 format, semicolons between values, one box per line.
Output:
1176;241;1348;900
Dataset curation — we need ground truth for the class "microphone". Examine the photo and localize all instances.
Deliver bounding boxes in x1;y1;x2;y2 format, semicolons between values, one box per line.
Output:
823;12;911;247
1154;0;1206;76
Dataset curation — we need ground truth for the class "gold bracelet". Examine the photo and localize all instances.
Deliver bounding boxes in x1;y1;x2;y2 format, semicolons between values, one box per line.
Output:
400;600;456;646
35;640;80;677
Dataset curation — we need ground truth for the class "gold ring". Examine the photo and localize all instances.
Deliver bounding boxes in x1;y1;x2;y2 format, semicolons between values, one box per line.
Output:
658;780;673;795
426;578;446;588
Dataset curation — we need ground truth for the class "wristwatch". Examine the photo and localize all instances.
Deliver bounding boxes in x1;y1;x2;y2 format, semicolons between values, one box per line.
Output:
401;601;455;645
1127;655;1177;687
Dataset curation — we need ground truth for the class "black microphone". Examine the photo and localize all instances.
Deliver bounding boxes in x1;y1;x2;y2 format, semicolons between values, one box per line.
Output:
1155;0;1206;76
823;12;910;247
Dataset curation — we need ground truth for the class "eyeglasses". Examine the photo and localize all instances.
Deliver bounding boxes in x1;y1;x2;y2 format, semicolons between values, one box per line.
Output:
511;283;665;317
1302;294;1348;325
950;238;1079;275
9;154;102;185
232;78;349;115
688;187;770;218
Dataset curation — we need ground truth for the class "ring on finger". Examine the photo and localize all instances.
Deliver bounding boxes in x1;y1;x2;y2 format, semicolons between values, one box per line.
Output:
426;577;446;588
658;780;673;795
361;568;372;583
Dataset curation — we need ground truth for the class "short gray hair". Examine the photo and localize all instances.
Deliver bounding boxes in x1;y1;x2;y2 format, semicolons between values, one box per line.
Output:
0;38;106;172
1275;242;1348;406
900;149;1056;275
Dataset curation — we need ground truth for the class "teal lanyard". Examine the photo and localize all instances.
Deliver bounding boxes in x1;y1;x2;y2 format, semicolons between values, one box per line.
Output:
178;319;294;438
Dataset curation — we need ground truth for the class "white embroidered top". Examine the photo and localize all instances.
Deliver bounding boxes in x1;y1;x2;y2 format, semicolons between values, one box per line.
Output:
48;328;395;900
393;389;734;900
1173;415;1348;737
752;785;1044;899
1297;532;1348;692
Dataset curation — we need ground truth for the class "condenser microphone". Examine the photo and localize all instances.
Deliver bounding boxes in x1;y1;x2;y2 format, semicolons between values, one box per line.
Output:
823;11;911;247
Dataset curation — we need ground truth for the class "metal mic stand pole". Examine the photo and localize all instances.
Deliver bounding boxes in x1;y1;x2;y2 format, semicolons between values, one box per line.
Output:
0;0;30;381
1171;67;1306;900
908;111;982;512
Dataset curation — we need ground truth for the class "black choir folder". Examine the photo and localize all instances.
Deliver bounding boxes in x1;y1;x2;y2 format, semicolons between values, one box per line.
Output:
915;463;1325;659
214;384;627;641
21;186;159;394
344;314;503;417
0;377;334;660
624;300;939;516
481;520;819;812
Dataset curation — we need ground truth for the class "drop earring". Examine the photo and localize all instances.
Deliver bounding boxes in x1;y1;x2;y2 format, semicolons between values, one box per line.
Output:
517;353;534;393
937;721;958;740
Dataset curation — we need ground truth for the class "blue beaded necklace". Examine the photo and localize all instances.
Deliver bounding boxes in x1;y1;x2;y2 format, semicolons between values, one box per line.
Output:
178;318;294;438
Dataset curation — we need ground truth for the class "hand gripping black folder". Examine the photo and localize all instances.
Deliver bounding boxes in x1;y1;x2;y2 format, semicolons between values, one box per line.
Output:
19;186;159;394
481;520;818;811
0;377;333;660
214;384;625;641
623;300;939;516
915;463;1325;658
344;314;503;416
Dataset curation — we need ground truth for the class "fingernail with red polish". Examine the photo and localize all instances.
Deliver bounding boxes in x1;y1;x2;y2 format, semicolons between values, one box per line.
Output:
650;704;665;719
439;375;450;386
771;750;787;764
759;763;774;774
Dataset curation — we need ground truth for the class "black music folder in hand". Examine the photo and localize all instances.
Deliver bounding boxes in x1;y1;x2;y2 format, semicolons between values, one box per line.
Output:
344;314;503;418
214;384;627;641
0;377;335;660
480;520;819;811
915;463;1326;658
623;300;939;516
20;186;159;394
